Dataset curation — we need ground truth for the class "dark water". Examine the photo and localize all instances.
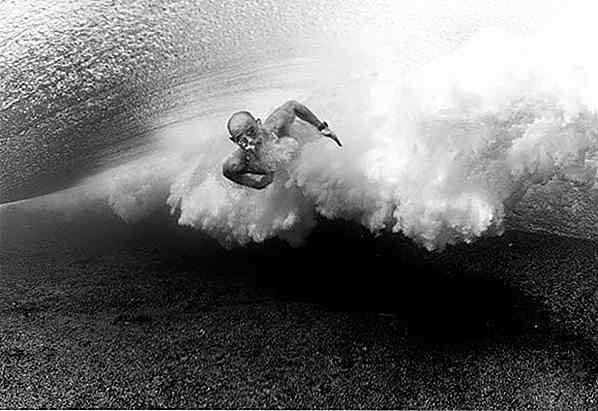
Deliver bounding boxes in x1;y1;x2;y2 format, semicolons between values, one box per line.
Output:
1;199;597;407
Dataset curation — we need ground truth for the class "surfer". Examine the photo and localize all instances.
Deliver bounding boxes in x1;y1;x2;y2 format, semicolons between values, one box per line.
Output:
222;100;342;189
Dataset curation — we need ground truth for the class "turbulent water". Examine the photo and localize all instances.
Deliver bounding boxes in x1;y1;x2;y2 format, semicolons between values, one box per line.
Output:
2;0;598;250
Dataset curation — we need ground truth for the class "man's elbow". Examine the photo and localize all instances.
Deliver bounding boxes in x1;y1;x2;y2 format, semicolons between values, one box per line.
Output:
283;99;301;111
222;165;238;182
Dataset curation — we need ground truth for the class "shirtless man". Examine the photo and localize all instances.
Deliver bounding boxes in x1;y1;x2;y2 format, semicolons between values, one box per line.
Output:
222;100;342;189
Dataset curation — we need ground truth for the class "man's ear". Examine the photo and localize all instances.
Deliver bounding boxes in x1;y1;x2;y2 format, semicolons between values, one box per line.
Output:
256;118;262;126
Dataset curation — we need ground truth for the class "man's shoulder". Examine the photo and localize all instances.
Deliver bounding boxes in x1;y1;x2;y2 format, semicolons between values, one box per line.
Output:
264;101;297;132
269;100;297;117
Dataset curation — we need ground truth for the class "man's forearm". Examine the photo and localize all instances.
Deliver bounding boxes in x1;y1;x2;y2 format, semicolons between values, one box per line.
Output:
287;100;325;129
228;172;273;189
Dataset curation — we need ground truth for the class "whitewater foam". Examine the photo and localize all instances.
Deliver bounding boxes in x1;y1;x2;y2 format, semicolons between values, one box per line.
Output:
7;4;598;250
162;13;598;249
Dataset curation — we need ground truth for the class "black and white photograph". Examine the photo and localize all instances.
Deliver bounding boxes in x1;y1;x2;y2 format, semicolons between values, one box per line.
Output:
1;0;597;409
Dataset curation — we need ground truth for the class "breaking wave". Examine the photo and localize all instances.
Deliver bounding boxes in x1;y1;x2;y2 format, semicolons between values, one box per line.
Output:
162;18;598;249
7;4;598;251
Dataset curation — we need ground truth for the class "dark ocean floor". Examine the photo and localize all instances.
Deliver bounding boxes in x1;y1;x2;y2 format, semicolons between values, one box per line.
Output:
0;206;597;408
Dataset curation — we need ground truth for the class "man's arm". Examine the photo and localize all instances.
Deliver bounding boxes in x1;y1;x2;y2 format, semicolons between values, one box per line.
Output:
222;154;274;189
265;100;342;146
283;100;325;129
224;170;274;190
267;100;324;130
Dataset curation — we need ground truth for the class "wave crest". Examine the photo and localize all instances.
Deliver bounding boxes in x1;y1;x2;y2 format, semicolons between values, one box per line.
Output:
57;12;598;250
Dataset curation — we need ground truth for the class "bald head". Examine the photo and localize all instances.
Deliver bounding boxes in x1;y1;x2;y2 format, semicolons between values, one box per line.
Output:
227;111;256;137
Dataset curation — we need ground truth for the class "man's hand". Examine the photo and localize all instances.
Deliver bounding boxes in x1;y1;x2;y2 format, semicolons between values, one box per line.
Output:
320;126;342;147
251;173;274;189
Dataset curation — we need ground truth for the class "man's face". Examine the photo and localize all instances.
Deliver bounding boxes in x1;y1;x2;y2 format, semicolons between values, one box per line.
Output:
230;119;261;151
